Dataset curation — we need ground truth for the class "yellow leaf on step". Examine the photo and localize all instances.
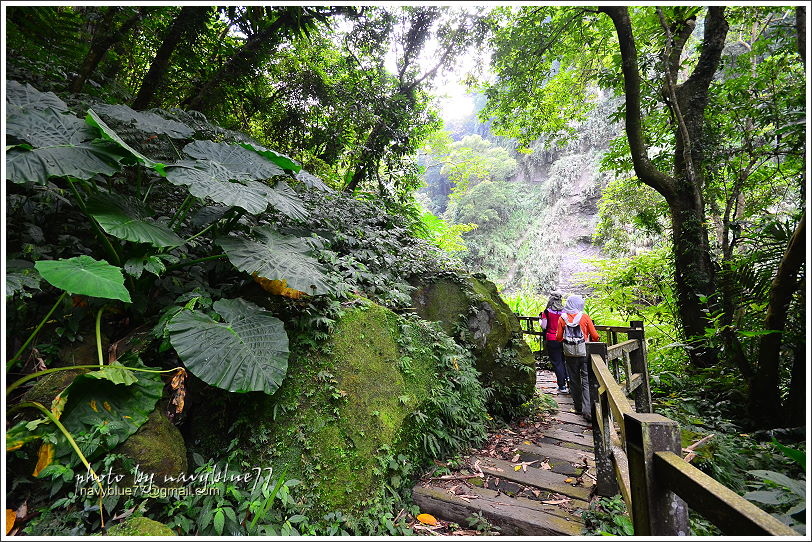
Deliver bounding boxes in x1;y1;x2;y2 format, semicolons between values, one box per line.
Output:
564;477;574;483
6;509;16;534
33;443;54;477
514;465;522;471
416;513;438;526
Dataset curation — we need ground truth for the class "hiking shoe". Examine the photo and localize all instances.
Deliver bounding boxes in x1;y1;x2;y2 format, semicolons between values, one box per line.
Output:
558;386;569;393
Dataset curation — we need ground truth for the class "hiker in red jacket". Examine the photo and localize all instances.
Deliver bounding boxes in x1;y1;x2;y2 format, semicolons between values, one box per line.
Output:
539;290;568;393
556;294;600;421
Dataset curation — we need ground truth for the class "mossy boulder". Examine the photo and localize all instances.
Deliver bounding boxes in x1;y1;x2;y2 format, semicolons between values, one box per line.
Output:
116;409;187;487
19;368;88;408
410;275;536;418
228;298;487;517
106;516;175;536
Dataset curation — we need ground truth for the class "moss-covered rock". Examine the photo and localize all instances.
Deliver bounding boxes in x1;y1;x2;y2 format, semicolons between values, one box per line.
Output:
106;516;175;536
215;298;487;518
410;274;536;418
19;368;88;409
116;409;187;487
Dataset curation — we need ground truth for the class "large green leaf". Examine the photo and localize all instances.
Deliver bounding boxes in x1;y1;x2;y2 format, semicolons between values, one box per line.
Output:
93;103;194;138
295;169;332;192
52;358;164;466
86;109;169;176
183;140;285;179
5;109;123;184
217;227;334;295
239;142;301;173
34;255;131;302
165;161;274;214
6;80;69;115
168;298;289;394
86;193;184;248
265;180;308;221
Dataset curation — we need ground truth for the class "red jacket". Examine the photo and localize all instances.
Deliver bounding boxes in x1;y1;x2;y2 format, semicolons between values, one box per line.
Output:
556;312;600;342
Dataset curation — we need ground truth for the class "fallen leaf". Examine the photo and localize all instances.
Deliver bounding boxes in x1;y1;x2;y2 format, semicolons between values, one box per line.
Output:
540;461;552;470
417;513;438;526
542;498;570;505
523;440;532;445
32;443;54;477
511;453;520;463
6;510;15;534
564;477;574;483
532;489;541;497
514;465;522;471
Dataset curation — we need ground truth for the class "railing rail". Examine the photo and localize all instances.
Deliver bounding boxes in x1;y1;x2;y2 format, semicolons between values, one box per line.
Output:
517;317;799;536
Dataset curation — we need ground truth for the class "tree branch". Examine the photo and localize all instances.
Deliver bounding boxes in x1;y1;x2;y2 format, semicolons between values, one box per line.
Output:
599;6;676;200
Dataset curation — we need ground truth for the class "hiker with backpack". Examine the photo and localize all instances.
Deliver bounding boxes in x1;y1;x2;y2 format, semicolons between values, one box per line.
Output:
556;294;600;421
539;290;568;393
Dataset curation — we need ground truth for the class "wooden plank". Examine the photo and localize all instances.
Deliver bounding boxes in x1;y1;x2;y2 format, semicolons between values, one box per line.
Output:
627;372;643;392
517;442;594;464
543;428;594;447
590;354;633;440
653;451;800;536
611;441;632;512
474;456;593;501
553;411;592;427
605;339;639;361
412;485;585;536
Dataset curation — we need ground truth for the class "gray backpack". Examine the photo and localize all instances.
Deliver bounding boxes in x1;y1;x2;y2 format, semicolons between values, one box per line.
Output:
562;312;586;357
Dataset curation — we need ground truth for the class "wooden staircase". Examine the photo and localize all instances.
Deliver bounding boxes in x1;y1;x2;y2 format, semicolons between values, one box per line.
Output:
412;370;596;536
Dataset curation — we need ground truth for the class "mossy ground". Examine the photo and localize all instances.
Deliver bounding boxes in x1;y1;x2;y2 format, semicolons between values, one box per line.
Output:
106;516;175;536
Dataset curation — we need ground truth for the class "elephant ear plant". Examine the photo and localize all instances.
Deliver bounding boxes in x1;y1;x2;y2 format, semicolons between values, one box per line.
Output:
6;255;176;528
6;80;340;529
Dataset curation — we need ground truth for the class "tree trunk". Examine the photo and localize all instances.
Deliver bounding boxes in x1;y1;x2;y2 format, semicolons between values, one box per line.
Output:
132;6;211;110
600;6;727;369
69;7;146;93
183;8;318;114
748;212;805;427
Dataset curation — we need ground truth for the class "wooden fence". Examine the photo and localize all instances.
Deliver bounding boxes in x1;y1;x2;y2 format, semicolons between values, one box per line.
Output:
518;317;799;536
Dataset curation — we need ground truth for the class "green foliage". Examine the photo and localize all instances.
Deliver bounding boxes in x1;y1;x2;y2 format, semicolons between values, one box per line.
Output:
465;511;500;535
581;495;633;536
34;256;132;303
416;210;477;254
168;298;289;395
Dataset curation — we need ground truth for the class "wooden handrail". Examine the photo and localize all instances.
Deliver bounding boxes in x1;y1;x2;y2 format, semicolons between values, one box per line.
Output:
606;339;638;361
578;321;800;536
653;451;799;536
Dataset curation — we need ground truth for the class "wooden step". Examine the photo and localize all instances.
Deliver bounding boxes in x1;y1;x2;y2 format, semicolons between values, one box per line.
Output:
553;411;592;427
542;428;594;447
412;485;585;536
473;456;593;501
516;442;595;473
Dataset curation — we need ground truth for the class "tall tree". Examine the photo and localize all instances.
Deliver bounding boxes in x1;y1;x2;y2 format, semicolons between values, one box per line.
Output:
483;6;729;368
132;6;212;110
748;6;806;427
181;6;338;114
343;6;486;195
69;6;149;93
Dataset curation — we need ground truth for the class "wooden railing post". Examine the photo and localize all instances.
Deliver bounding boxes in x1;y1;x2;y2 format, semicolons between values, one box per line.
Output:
587;342;618;497
624;412;689;535
627;320;652;413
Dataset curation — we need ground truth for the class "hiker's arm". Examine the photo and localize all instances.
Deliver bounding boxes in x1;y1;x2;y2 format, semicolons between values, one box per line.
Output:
555;317;565;341
539;311;547;330
586;316;600;342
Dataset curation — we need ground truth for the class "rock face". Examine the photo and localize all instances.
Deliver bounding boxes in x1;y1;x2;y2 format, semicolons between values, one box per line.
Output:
106;516;176;536
116;409;188;487
235;298;488;516
410;274;536;418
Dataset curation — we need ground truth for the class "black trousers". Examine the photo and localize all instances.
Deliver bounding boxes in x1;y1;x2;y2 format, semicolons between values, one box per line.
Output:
546;340;568;389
